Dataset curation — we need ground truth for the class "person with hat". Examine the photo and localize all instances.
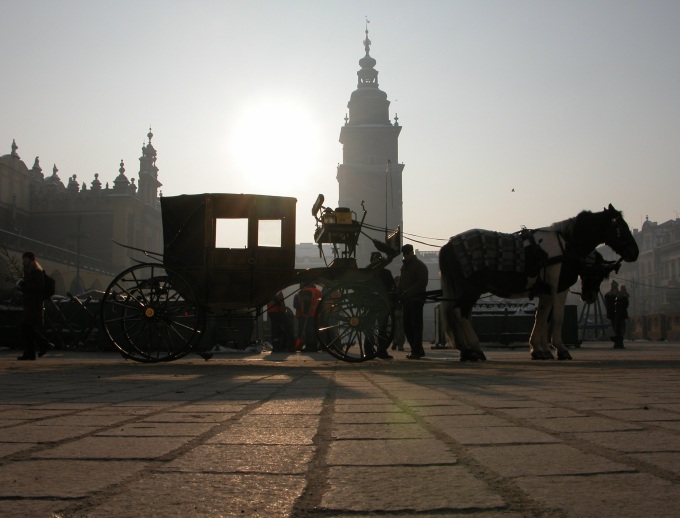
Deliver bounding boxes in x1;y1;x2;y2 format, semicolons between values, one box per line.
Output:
16;251;51;361
397;244;429;359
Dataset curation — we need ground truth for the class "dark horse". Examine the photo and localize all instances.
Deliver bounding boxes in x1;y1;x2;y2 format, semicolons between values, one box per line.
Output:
439;204;639;361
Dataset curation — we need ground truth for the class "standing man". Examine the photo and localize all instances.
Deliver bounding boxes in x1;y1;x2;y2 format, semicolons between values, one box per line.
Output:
17;251;50;361
398;244;429;359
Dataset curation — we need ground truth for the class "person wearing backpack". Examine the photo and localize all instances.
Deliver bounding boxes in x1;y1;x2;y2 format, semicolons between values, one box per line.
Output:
16;252;51;361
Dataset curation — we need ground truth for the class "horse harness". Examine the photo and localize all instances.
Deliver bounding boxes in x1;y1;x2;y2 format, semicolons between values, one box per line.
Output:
517;228;583;299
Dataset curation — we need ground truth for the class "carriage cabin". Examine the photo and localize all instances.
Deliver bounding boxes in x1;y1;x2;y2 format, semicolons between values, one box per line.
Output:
160;193;296;310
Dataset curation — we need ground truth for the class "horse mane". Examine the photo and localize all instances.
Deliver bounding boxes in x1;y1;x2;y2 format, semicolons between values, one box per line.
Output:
550;209;608;256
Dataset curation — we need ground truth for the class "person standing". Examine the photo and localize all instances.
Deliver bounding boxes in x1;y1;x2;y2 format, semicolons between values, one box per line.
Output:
293;283;322;352
368;252;396;360
390;275;406;352
604;280;621;348
266;291;288;352
398;244;429;359
17;251;50;361
613;285;630;349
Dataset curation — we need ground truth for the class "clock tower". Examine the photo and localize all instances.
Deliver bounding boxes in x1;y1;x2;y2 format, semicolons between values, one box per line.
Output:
337;26;404;267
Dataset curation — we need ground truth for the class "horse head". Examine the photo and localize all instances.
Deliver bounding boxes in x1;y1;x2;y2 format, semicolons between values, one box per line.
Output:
579;250;621;304
603;204;639;262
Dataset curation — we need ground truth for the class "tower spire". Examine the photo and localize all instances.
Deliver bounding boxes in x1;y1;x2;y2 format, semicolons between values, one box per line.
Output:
364;17;371;54
357;20;378;88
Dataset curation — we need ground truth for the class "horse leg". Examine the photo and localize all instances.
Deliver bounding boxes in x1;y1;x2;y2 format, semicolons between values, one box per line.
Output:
529;295;554;360
551;291;572;360
459;320;486;361
458;302;486;362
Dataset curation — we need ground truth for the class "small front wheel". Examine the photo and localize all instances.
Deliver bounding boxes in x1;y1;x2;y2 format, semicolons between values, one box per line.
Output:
100;263;204;363
315;283;394;362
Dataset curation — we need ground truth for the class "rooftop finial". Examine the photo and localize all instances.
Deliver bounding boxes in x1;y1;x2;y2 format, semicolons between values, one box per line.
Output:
364;16;371;54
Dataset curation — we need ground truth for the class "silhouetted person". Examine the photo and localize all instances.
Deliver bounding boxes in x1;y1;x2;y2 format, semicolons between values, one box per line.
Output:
267;291;289;352
17;252;50;361
390;275;405;351
605;280;628;349
294;283;322;352
398;244;429;359
368;252;396;360
613;285;629;348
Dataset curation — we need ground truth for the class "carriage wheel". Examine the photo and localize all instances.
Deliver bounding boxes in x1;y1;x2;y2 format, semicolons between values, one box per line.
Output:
315;283;395;362
100;263;204;363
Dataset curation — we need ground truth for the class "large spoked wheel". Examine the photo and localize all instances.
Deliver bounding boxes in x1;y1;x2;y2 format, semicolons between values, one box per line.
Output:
315;283;394;362
100;263;205;363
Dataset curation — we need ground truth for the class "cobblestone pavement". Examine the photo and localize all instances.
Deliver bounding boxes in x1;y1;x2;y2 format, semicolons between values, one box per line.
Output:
1;342;680;517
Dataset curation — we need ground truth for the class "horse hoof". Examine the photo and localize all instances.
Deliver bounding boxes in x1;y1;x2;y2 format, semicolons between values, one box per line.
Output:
557;350;572;360
460;350;479;362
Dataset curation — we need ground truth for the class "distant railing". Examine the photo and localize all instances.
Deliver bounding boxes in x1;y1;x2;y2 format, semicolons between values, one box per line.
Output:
0;229;112;274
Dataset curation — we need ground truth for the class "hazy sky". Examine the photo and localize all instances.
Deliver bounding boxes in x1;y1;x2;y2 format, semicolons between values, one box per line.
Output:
2;0;679;251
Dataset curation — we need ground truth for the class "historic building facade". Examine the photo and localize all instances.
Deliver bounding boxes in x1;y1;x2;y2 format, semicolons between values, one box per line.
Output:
0;130;162;296
603;217;680;316
336;27;404;268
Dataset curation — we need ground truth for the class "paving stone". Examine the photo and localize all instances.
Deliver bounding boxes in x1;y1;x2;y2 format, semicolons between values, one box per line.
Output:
32;435;189;459
236;414;320;428
93;422;214;437
208;426;317;445
83;472;306;517
321;465;506;512
575;429;680;452
138;411;236;423
332;422;433;440
412;404;486;416
468;443;635;477
0;459;144;497
333;412;415;424
514;472;680;518
594;408;680;421
629;451;680;474
440;425;559;445
527;415;643;432
496;407;585;419
161;444;315;474
327;438;457;466
0;442;36;457
424;414;513;429
0;424;98;443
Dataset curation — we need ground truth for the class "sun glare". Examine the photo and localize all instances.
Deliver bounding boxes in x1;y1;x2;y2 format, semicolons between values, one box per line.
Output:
228;100;321;194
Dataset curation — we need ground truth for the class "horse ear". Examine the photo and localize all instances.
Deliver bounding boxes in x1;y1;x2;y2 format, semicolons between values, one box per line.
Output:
608;203;616;212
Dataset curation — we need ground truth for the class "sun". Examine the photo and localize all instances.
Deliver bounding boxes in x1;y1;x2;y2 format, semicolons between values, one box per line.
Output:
228;99;321;194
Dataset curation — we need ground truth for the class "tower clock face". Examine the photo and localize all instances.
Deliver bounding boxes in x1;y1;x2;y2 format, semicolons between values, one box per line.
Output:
228;99;321;193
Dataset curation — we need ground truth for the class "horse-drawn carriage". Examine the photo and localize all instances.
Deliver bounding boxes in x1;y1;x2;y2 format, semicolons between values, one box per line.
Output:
100;193;400;363
100;190;639;364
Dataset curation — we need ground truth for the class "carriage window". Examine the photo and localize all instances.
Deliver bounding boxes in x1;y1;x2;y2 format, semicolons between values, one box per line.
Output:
215;218;248;249
258;219;282;247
